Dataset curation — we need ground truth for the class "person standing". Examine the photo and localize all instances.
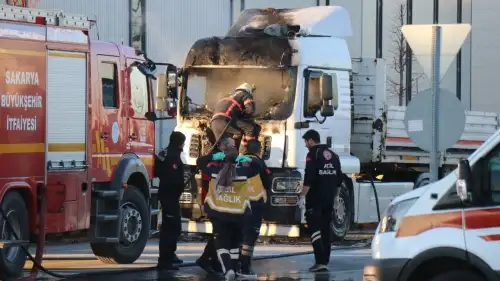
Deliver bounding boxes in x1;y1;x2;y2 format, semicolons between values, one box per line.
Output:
299;129;342;272
195;136;235;275
238;139;271;278
156;131;186;270
198;138;262;281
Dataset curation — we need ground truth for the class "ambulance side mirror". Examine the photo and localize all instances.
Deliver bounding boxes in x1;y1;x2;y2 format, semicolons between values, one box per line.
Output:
457;159;473;203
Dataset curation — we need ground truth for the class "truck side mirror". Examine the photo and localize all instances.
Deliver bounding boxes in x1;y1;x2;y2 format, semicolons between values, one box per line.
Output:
457;158;473;203
155;74;169;112
166;64;178;99
319;74;333;101
319;73;337;117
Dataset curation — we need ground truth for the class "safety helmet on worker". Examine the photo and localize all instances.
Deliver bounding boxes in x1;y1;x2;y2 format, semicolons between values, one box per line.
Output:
235;83;256;95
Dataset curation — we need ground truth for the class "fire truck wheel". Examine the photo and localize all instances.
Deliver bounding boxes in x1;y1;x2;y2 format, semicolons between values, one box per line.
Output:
91;185;150;264
331;180;352;242
0;191;29;279
428;270;485;281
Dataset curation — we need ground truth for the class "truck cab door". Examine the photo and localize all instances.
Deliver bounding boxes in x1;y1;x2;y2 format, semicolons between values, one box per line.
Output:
91;56;128;180
299;68;343;158
126;59;155;174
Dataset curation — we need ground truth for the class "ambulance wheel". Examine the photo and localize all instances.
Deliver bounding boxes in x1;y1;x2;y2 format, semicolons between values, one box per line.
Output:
428;270;485;281
331;180;352;242
91;185;150;264
0;192;29;280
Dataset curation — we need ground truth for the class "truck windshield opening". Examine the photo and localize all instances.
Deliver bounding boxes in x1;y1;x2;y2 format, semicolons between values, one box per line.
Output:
180;67;297;120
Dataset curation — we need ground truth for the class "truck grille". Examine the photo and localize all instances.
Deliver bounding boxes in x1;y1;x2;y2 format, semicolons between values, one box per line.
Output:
271;195;298;206
179;192;192;203
189;134;201;158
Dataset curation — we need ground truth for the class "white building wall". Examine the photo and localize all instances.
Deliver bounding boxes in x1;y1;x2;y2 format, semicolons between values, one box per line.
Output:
30;0;500;148
470;0;500;112
37;0;130;44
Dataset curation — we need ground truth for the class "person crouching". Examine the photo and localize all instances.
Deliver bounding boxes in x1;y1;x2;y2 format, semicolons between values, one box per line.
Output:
198;139;263;281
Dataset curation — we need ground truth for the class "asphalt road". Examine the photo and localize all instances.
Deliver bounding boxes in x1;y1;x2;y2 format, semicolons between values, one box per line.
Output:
25;240;372;280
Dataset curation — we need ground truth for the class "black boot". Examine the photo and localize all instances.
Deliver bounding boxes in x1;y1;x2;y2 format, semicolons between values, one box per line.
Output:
238;254;257;278
172;254;184;264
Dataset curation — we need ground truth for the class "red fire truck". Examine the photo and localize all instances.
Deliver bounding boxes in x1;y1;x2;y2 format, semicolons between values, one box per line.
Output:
0;5;175;279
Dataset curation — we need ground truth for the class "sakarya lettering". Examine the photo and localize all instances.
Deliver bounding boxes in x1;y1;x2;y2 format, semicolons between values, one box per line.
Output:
1;94;42;109
5;71;39;85
6;115;37;131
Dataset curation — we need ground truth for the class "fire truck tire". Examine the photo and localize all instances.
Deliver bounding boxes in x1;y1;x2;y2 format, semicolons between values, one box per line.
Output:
90;185;150;264
331;179;352;242
428;270;485;281
0;191;29;280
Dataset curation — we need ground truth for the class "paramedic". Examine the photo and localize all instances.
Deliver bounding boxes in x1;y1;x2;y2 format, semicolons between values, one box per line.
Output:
238;139;272;278
198;138;262;281
299;129;342;272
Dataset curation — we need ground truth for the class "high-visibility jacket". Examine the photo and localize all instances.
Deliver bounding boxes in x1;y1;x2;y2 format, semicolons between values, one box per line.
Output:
211;89;255;122
245;154;271;208
200;159;263;222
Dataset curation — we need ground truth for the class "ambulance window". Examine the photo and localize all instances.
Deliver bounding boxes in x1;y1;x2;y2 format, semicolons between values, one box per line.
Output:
130;65;149;116
304;71;322;117
101;62;118;108
489;157;500;203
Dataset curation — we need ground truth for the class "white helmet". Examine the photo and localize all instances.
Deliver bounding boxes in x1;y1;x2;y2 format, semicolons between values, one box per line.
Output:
235;83;255;94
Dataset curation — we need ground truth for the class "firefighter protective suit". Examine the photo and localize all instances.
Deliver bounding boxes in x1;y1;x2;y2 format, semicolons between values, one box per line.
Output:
210;83;261;153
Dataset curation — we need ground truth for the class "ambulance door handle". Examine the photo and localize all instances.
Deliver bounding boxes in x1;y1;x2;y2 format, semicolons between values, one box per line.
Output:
100;132;109;140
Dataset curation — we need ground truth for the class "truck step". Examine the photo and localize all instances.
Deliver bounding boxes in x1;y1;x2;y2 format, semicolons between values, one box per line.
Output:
0;240;30;248
151;208;160;216
96;214;119;221
94;190;119;198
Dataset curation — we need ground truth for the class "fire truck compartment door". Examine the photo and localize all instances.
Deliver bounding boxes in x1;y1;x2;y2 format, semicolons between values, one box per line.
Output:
47;50;87;170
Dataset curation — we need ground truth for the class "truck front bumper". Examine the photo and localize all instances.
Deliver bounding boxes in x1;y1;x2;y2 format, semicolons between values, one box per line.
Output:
362;259;409;281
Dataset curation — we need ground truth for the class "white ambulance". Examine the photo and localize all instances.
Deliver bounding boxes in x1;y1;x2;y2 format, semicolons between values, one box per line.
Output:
363;129;500;281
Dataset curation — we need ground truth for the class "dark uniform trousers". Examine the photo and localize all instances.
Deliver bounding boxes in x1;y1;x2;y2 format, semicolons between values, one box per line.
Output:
305;204;333;265
211;217;243;273
159;198;181;264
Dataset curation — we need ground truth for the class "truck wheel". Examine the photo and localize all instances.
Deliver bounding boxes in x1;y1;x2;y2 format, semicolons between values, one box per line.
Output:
331;181;352;242
0;192;29;279
414;173;432;189
428;270;485;281
91;185;150;264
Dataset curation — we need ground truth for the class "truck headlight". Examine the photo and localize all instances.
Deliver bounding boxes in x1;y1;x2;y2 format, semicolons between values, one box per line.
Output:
378;197;418;233
272;177;302;193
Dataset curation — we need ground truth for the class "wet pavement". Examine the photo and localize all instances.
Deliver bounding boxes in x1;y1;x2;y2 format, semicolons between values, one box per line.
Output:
24;239;371;281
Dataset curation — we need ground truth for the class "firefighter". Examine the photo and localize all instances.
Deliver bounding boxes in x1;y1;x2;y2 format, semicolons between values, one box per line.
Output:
195;136;235;275
197;136;263;281
210;83;261;154
238;139;271;278
299;129;342;272
155;131;186;270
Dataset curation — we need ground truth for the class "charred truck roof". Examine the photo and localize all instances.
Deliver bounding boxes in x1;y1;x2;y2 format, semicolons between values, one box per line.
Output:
184;6;353;69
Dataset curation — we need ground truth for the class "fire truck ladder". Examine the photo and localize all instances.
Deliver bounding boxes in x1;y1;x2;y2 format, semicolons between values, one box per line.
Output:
0;4;93;28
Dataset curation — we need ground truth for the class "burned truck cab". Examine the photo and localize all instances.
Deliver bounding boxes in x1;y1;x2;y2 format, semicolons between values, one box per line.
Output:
173;7;355;238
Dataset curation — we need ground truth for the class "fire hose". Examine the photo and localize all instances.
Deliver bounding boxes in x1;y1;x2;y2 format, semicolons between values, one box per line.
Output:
0;120;233;280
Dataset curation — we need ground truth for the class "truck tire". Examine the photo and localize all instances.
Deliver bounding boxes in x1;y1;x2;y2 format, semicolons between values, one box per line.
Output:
331;180;352;242
90;185;150;264
428;270;485;281
414;173;432;189
0;192;29;280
